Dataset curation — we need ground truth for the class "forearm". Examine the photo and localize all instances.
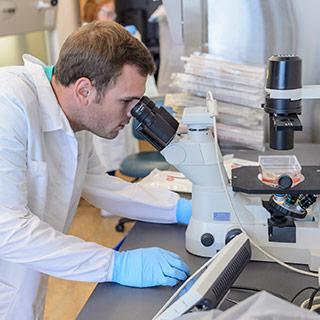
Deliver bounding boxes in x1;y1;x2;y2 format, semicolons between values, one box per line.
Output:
82;173;180;223
0;205;114;282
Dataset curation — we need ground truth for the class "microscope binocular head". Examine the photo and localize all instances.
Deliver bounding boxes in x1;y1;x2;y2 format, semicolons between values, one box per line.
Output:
131;96;179;151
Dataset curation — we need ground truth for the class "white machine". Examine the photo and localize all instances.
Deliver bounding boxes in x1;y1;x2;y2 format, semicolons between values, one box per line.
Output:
160;97;320;271
131;55;320;271
0;0;58;36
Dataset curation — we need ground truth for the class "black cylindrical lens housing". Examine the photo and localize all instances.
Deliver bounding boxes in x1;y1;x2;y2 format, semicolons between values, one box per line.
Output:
265;55;302;115
269;120;294;150
131;101;154;124
131;96;179;151
264;96;301;114
266;55;302;90
264;55;303;150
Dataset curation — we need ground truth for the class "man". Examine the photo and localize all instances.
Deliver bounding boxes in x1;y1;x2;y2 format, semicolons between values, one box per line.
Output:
0;21;191;319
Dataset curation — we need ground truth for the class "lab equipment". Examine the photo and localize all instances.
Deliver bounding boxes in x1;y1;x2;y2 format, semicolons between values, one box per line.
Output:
112;247;190;287
130;90;320;271
263;55;303;150
131;96;179;150
263;55;320;150
152;233;251;320
0;0;57;36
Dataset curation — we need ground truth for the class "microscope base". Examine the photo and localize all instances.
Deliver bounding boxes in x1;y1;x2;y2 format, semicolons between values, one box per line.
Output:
186;218;320;271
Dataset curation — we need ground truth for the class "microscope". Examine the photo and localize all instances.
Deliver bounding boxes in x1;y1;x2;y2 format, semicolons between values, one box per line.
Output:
131;55;320;271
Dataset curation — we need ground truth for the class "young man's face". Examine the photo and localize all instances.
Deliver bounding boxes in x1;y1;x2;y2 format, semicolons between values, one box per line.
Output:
86;64;146;139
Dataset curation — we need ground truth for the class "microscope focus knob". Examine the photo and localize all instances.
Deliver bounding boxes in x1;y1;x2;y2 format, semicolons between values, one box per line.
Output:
225;229;242;244
278;175;293;190
201;233;215;247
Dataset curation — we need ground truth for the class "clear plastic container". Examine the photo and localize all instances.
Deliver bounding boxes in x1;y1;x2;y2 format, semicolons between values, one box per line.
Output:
258;155;304;188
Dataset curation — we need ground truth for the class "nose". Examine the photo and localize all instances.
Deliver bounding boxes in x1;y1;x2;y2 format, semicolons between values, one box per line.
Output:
126;110;132;119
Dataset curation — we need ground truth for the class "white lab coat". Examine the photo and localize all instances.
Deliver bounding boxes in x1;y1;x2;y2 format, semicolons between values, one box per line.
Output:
0;55;179;320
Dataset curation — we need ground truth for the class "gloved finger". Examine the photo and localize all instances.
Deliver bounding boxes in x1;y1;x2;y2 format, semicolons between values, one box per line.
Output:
159;249;190;274
165;267;188;281
160;276;179;287
160;260;189;281
165;255;190;275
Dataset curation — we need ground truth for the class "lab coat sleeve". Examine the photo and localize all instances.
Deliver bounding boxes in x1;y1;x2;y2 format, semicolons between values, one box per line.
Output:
0;99;114;282
82;145;180;223
0;206;115;282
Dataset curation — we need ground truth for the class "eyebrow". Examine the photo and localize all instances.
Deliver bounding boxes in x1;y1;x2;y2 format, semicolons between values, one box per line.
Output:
120;96;142;102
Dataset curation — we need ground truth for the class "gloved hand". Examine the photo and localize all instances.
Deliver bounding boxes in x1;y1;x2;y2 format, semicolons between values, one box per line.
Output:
176;198;192;224
112;247;190;287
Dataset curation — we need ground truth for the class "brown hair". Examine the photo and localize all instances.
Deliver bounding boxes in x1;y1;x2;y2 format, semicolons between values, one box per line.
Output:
54;21;155;101
82;0;114;23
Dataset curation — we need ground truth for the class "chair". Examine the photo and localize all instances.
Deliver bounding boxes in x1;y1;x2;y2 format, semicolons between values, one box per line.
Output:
115;99;171;232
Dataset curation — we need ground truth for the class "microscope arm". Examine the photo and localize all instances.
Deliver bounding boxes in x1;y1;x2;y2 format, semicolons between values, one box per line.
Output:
160;125;227;188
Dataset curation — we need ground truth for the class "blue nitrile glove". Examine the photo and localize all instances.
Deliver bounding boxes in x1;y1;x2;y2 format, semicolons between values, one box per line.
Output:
125;25;137;35
176;198;192;224
112;247;190;287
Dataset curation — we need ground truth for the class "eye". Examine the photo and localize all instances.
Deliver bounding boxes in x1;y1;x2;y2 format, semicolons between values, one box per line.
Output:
122;100;130;108
120;98;140;112
122;99;134;108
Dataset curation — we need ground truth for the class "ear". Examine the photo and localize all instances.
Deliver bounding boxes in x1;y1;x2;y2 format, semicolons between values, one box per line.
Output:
74;77;95;105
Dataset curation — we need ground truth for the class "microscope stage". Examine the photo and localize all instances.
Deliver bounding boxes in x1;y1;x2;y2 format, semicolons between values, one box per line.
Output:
232;166;320;194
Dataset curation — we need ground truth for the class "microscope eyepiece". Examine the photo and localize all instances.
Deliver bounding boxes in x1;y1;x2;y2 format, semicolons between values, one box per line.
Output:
130;98;154;126
130;96;179;151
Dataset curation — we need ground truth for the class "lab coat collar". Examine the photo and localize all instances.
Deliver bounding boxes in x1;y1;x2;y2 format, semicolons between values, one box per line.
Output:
23;54;74;136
